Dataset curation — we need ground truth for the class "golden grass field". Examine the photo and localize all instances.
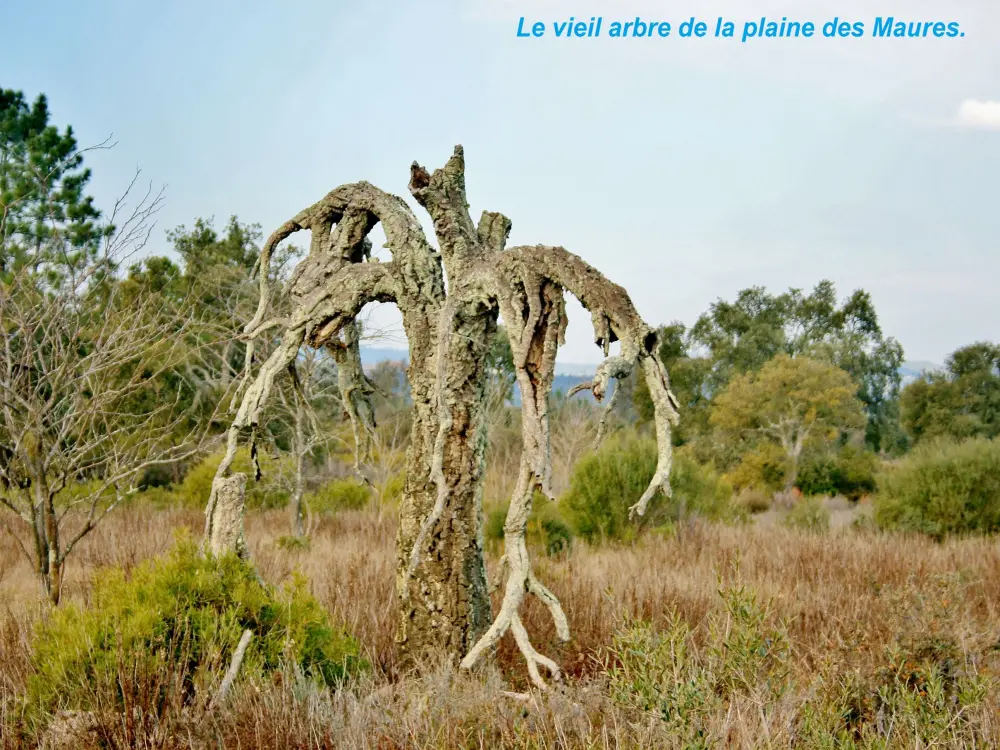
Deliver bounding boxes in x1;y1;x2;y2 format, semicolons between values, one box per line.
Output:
2;506;999;748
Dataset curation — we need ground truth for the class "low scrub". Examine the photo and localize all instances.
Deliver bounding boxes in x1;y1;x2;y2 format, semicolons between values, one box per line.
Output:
604;583;791;743
874;437;1000;538
141;448;293;510
725;442;790;494
27;534;364;718
797;443;878;501
781;496;831;534
305;478;371;514
563;435;737;543
605;579;997;747
484;494;574;557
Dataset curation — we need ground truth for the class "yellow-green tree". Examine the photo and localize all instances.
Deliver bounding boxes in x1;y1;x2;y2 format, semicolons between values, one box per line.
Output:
710;355;866;489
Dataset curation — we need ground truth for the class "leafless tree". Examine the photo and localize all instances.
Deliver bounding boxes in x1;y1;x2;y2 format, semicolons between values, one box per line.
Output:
271;346;340;538
0;178;221;603
204;147;679;688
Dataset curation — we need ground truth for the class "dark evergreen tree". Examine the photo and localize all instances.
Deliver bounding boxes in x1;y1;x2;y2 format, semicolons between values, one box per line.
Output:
0;88;110;287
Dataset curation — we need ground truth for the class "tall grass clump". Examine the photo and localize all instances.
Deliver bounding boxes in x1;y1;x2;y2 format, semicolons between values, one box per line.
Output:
874;437;1000;538
27;533;364;717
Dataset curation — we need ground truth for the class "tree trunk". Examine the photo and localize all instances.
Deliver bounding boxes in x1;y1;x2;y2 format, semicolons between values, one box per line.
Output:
784;439;803;491
395;302;495;662
32;474;62;605
291;400;306;538
212;146;679;679
206;474;249;559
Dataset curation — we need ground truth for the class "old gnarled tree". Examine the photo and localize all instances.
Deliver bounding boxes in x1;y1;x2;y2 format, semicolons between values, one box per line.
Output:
204;147;679;688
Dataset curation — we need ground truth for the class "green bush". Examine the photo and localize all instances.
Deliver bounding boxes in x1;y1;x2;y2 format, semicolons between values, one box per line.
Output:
874;437;1000;538
563;434;736;543
781;497;830;534
734;488;771;514
29;534;364;714
484;494;574;557
275;534;311;551
305;478;371;514
605;583;789;742
725;443;789;493
172;448;292;510
796;444;878;501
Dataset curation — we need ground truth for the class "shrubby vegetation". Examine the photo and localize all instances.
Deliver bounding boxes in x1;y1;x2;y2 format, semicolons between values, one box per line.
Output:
170;449;292;510
29;534;364;717
796;443;879;500
781;496;831;534
485;493;574;557
563;435;738;542
875;437;1000;538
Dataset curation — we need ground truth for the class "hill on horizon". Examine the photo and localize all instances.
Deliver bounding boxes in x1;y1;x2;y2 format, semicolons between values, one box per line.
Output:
360;347;941;382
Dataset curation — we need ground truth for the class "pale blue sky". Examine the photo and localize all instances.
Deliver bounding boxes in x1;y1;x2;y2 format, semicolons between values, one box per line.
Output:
2;0;997;364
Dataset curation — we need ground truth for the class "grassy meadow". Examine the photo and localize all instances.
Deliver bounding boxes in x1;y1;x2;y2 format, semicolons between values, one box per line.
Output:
2;500;999;748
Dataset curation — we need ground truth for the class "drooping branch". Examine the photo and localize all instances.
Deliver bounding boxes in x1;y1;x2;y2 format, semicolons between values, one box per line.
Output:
234;183;443;410
328;320;377;476
461;271;569;689
459;244;680;688
496;245;679;506
205;257;396;548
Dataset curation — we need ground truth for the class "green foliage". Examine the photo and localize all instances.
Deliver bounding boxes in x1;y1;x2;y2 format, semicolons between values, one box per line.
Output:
538;514;573;556
690;281;904;452
605;582;789;743
874;437;1000;538
901;342;1000;445
275;534;310;551
484;494;574;557
166;216;262;277
484;324;516;410
725;443;789;493
781;497;831;534
563;435;735;543
174;449;291;510
0;88;110;287
28;534;364;714
796;444;878;501
304;478;371;514
563;434;659;543
711;355;867;490
733;487;771;514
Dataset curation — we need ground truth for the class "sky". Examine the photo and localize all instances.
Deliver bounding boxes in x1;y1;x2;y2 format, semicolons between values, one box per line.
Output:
2;0;997;365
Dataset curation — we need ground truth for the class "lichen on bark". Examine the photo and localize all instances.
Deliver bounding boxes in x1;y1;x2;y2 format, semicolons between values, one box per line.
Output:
205;146;679;687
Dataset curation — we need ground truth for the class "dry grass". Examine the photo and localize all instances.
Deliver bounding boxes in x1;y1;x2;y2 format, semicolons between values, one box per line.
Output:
2;507;999;748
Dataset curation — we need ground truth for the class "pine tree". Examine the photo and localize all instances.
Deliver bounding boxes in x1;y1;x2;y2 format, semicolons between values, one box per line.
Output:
0;88;110;288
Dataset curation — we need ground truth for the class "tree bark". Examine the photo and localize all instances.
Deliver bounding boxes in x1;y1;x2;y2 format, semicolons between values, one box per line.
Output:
394;299;495;661
206;474;249;559
291;399;306;538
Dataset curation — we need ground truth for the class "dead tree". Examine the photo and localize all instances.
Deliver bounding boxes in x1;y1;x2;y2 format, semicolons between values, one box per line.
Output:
204;147;679;688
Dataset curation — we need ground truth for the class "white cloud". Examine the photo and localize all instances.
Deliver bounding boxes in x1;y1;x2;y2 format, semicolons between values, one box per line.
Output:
956;99;1000;130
